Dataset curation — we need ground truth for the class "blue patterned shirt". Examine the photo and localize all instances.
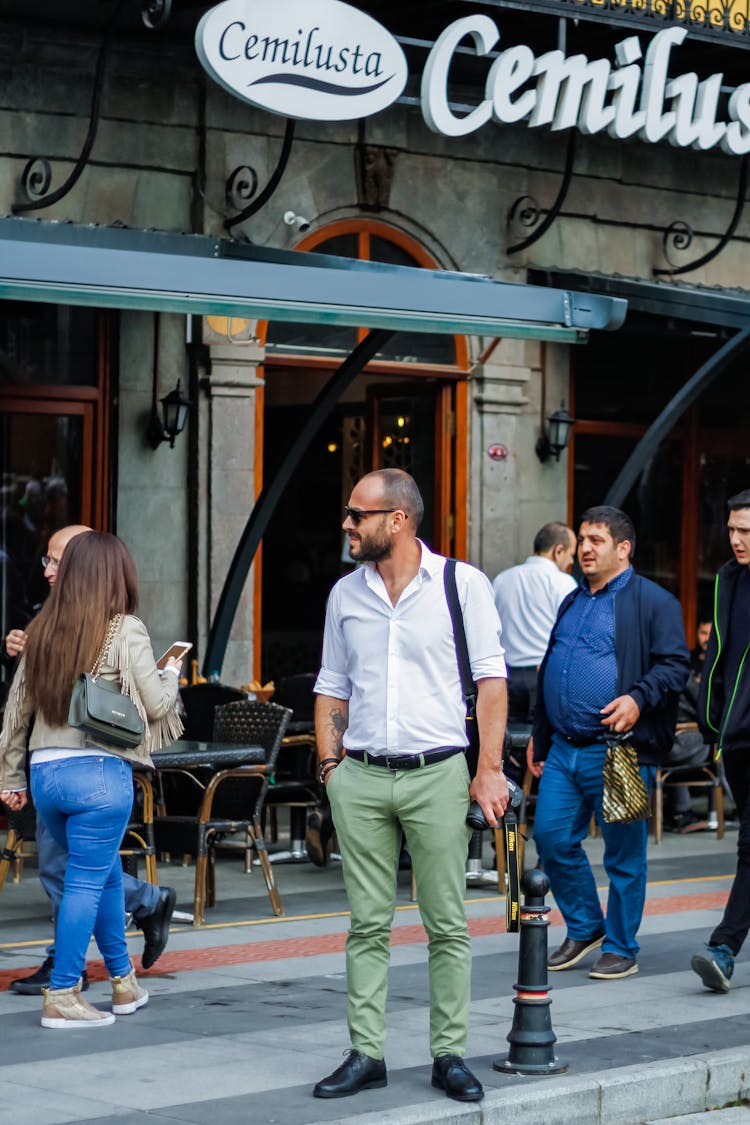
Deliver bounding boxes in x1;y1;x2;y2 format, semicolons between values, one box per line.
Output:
543;567;634;741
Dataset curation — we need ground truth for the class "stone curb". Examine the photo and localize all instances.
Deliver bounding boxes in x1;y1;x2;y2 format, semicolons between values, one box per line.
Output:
323;1047;750;1125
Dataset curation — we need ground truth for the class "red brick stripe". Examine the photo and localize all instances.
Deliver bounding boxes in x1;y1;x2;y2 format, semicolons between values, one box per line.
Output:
0;889;729;990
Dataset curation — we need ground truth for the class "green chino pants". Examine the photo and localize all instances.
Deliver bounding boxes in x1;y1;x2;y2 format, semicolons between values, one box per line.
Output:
326;752;473;1059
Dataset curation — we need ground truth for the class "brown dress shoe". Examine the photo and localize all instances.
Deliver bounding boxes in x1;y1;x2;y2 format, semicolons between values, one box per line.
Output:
589;953;638;979
548;933;605;970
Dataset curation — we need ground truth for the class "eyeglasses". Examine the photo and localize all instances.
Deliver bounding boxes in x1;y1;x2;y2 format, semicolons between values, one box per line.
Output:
41;556;60;570
344;506;405;527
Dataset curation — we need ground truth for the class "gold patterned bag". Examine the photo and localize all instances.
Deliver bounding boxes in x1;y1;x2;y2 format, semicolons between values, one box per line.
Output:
602;739;650;824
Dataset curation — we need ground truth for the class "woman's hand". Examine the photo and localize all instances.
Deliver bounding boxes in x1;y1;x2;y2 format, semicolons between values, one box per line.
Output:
163;657;183;676
1;790;28;810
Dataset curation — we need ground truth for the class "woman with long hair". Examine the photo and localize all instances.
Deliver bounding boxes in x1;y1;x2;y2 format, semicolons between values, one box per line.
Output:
0;532;183;1029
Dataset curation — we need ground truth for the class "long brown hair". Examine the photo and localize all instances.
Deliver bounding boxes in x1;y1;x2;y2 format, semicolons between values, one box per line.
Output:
25;532;139;726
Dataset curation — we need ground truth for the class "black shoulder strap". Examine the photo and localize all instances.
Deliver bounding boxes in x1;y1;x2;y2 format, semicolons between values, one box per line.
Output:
443;558;476;712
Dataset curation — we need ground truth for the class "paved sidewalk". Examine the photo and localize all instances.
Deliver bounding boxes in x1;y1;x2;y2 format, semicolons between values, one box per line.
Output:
2;824;750;1124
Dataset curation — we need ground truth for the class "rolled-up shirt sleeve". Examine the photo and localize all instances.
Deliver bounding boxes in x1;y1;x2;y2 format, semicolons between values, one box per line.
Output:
460;564;507;681
314;588;352;700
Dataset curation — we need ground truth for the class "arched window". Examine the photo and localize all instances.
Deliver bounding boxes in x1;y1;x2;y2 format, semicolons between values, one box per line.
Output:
265;220;467;371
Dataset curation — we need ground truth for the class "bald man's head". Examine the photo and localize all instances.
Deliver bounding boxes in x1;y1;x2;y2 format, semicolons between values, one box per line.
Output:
45;524;92;587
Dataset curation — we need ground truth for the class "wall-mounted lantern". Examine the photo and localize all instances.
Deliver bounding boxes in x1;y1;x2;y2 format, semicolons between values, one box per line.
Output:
535;404;575;463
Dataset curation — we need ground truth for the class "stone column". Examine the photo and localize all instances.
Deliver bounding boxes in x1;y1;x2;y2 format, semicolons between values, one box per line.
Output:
197;336;265;686
470;339;571;580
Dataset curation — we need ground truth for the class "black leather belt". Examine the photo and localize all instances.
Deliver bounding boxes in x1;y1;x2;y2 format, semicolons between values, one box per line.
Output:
563;734;605;747
346;746;464;770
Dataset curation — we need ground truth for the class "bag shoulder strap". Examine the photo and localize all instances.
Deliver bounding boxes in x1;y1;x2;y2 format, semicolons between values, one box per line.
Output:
90;614;123;678
443;559;476;711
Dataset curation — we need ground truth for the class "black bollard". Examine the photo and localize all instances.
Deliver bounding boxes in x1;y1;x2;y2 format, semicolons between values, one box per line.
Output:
494;867;568;1076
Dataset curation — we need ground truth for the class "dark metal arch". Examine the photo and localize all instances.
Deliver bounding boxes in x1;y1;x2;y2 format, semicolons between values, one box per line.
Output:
202;328;393;677
654;155;748;278
604;324;750;508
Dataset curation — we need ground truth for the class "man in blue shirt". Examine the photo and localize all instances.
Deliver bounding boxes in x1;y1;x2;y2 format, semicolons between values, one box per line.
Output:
529;506;689;979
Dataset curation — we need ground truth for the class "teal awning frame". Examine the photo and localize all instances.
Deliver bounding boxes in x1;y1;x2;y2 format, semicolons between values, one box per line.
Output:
0;218;626;342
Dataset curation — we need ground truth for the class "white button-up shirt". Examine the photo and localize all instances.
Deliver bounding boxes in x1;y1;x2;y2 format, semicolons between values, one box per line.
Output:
315;541;506;756
492;555;576;667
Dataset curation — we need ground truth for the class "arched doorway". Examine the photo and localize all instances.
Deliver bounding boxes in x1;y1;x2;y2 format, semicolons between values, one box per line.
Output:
258;220;469;681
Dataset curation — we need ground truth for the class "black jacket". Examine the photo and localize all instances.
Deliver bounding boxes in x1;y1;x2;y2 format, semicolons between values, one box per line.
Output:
533;572;690;765
699;558;750;752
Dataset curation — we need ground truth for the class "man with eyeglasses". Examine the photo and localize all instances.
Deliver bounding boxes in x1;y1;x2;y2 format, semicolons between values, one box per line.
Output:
312;469;508;1104
3;523;177;994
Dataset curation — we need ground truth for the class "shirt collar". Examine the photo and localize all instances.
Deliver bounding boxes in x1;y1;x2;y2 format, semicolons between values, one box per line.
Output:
362;539;437;594
583;564;633;596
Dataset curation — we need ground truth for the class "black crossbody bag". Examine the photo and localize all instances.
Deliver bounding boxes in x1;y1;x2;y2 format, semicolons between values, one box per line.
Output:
443;559;520;932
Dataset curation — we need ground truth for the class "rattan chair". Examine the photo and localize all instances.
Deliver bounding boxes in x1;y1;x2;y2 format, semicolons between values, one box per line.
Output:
201;700;293;915
267;674;319;856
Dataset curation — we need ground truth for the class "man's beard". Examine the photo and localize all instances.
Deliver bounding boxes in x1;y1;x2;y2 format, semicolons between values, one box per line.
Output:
348;529;392;563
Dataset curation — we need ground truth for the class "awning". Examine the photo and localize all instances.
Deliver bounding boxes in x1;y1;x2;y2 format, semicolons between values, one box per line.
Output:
0;218;626;342
529;268;750;330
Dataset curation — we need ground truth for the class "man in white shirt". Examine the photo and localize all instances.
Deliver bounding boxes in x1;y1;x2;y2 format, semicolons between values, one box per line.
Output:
492;522;577;727
312;469;508;1105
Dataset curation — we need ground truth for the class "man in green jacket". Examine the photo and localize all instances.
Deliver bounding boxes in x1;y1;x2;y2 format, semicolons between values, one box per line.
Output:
692;489;750;992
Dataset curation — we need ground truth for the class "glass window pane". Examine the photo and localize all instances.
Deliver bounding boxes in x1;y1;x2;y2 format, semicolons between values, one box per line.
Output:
574;324;713;424
375;393;435;545
0;412;84;641
0;302;97;386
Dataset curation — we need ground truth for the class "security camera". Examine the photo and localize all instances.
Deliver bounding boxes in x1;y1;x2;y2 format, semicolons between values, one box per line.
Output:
283;210;311;233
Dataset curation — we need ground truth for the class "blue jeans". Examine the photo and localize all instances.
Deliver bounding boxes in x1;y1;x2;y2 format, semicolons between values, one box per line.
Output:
31;754;134;988
37;818;159;959
534;734;655;960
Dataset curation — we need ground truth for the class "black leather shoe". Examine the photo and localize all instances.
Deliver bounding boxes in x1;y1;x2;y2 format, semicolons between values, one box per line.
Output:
431;1055;484;1102
313;1050;387;1098
548;933;605;971
10;957;89;995
134;887;176;970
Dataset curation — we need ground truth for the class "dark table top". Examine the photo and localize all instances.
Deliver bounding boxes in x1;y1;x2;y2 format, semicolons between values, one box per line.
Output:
151;739;266;770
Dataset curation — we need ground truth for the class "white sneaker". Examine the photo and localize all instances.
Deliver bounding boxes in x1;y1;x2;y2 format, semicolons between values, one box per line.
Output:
111;967;149;1014
41;982;115;1029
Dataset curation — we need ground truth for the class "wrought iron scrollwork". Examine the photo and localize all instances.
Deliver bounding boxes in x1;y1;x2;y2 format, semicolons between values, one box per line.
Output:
224;119;296;231
13;0;170;213
226;166;259;212
507;131;577;255
141;0;172;29
19;159;52;202
659;221;694;267
654;155;748;276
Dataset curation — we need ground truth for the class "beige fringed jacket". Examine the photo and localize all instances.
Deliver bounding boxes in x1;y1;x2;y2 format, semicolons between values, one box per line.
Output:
0;614;183;792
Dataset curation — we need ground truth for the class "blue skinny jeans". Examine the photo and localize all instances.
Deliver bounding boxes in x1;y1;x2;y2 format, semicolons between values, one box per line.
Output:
533;734;655;960
30;754;134;988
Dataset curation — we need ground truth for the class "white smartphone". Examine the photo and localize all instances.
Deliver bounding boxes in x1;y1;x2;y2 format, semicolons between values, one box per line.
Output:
156;641;193;670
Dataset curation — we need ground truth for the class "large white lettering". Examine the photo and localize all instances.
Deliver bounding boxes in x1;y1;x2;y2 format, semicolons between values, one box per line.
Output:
420;18;750;158
420;15;496;137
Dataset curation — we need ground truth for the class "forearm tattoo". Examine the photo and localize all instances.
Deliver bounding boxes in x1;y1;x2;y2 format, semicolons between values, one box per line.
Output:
327;707;347;760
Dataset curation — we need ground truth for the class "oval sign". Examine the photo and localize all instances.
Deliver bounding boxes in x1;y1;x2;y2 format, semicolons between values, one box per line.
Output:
196;0;408;122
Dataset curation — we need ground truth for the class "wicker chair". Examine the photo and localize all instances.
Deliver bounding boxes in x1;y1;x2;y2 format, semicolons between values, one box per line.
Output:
207;700;292;913
154;701;291;921
267;674;320;858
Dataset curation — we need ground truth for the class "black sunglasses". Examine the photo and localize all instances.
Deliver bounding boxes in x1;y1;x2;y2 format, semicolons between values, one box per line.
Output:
344;506;406;527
